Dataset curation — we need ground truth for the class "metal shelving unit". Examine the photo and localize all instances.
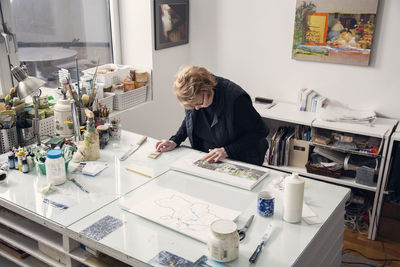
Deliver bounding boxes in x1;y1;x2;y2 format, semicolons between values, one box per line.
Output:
256;101;398;240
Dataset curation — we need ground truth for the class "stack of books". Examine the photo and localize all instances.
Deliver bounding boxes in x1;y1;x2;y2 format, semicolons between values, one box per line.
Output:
297;88;327;112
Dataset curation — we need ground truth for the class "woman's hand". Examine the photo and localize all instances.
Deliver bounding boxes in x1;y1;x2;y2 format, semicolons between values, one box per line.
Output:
203;147;228;162
155;140;177;152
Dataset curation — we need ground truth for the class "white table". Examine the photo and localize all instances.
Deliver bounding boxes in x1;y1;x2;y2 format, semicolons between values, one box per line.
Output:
18;47;78;81
0;130;350;267
19;47;78;63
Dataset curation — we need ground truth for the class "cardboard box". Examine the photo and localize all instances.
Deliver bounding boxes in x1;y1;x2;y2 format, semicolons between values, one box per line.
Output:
289;139;310;168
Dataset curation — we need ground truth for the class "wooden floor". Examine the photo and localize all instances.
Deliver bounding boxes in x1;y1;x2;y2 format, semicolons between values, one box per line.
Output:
343;227;400;266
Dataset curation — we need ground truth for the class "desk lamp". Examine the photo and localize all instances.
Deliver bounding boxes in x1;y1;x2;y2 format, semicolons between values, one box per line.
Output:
11;65;45;146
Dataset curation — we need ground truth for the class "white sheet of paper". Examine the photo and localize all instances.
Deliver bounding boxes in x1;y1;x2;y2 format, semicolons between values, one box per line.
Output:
170;152;270;190
119;188;241;243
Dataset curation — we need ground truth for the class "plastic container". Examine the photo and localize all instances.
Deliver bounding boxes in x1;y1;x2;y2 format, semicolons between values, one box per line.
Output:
283;173;305;223
113;85;147;111
46;149;66;185
207;219;239;262
54;99;73;136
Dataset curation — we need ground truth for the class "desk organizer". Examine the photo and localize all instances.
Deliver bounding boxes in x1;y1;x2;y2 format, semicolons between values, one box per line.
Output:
113;85;147;111
0;127;18;154
83;64;130;88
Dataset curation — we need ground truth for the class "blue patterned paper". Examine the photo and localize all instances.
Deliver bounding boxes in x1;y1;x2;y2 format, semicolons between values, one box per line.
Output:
257;197;274;217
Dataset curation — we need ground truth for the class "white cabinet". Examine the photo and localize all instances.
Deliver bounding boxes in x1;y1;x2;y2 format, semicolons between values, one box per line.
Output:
255;101;398;240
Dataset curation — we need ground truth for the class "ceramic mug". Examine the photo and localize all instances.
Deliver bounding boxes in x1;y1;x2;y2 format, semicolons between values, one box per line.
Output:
257;191;275;217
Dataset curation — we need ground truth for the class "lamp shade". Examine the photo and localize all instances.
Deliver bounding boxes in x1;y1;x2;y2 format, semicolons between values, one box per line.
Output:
11;66;45;99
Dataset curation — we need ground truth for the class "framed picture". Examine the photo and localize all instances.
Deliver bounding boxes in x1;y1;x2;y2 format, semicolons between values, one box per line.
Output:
292;0;379;66
154;0;189;50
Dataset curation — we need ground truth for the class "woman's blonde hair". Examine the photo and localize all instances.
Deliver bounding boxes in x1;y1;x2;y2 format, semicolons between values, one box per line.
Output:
173;65;217;109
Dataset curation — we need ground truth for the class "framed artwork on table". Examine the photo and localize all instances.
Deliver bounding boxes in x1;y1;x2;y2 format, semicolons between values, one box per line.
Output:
154;0;189;50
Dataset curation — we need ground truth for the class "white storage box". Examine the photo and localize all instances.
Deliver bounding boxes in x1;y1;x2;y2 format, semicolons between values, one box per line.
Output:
83;64;130;88
113;85;147;111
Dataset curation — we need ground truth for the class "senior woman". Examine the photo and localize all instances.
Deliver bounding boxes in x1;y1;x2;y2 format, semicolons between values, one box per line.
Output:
156;66;269;166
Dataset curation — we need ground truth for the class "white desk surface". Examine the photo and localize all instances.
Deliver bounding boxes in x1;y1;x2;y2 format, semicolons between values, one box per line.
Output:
68;167;350;266
18;47;78;62
0;131;188;227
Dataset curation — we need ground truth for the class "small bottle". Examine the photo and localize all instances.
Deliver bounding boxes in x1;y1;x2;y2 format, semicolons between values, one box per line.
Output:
22;158;29;173
16;148;26;172
13;154;18;169
207;220;239;262
283;172;305;223
27;152;35;171
46;149;66;185
8;153;15;169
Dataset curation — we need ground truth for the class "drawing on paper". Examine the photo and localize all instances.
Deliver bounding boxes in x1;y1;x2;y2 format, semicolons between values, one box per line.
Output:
193;159;265;181
170;152;270;190
119;189;240;243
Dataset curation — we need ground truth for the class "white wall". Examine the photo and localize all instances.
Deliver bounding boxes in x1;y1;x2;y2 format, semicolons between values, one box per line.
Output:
119;0;400;141
119;0;189;140
189;0;400;119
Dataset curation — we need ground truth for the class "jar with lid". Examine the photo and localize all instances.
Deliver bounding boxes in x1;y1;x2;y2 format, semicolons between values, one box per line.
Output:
46;149;66;185
207;219;239;262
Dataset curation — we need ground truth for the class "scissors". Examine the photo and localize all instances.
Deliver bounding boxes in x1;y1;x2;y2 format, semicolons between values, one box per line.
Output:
237;215;254;241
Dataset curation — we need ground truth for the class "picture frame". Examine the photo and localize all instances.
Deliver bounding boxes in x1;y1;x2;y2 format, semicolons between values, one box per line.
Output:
154;0;189;50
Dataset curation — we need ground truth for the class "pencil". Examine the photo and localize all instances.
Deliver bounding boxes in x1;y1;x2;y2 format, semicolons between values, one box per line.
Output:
126;168;152;178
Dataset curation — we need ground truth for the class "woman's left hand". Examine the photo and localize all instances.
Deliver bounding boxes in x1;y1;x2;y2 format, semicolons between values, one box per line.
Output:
203;147;228;162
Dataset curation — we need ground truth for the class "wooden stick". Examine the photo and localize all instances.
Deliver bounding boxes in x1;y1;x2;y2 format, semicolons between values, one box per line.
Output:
126;168;152;178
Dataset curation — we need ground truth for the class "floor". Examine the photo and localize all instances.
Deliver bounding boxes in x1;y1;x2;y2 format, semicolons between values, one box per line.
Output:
343;227;400;266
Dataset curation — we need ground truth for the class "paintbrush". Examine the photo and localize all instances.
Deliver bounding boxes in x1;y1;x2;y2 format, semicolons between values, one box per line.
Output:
88;58;100;107
75;57;81;103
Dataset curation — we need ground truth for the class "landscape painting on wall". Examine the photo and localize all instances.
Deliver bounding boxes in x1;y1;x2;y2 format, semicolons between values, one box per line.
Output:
292;0;379;66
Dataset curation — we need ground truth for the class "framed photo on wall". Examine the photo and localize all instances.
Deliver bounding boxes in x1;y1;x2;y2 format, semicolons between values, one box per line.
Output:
154;0;189;50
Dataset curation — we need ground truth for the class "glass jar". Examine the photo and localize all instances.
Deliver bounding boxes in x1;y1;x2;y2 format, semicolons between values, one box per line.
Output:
46;149;66;185
207;219;239;262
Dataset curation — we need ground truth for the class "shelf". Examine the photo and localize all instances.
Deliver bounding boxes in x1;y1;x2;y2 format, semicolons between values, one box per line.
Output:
312;117;398;138
69;247;95;266
0;208;64;253
0;249;45;267
254;101;315;126
310;142;381;158
263;164;377;192
70;247;131;267
0;226;64;267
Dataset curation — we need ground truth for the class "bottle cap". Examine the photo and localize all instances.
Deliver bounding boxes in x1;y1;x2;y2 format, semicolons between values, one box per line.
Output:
47;149;63;159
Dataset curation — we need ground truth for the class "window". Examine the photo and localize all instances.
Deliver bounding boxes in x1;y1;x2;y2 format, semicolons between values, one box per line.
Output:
0;0;118;94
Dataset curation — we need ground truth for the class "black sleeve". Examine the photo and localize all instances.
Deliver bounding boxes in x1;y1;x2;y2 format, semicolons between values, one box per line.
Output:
224;95;269;157
169;117;188;146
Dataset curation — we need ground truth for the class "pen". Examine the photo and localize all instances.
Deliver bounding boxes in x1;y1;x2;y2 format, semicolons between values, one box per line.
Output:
126;168;152;178
70;178;89;193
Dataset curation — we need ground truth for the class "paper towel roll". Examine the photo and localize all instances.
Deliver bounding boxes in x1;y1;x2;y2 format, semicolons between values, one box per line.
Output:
283;173;304;223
